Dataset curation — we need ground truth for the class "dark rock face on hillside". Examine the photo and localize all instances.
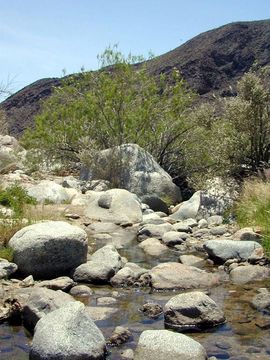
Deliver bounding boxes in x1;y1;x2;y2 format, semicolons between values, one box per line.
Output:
2;78;61;136
2;20;270;136
147;20;270;96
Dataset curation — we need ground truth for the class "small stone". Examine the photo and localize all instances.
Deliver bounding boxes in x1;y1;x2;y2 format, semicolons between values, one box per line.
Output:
121;349;134;359
107;326;132;346
140;303;163;319
97;297;117;305
21;275;35;287
70;285;93;297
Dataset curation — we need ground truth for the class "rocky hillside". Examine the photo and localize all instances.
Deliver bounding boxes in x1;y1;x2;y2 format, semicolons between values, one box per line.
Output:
2;19;270;136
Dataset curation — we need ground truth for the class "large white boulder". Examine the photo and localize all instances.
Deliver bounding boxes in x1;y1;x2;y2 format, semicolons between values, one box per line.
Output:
80;143;181;204
85;188;143;224
9;221;88;279
26;180;71;203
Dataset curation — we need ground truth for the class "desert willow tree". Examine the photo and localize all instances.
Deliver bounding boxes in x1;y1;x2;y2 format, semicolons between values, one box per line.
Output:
220;68;270;175
22;45;207;180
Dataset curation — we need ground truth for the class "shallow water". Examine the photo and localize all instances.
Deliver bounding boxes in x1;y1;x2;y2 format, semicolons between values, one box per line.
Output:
1;237;270;359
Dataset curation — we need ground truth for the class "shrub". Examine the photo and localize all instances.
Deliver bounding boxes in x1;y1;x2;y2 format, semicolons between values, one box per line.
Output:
0;245;14;261
235;179;270;255
0;183;37;217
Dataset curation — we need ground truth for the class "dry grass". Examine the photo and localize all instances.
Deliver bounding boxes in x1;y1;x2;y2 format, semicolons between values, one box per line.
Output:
235;178;270;255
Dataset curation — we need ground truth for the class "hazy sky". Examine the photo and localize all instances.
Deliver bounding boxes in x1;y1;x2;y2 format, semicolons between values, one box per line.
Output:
1;0;270;94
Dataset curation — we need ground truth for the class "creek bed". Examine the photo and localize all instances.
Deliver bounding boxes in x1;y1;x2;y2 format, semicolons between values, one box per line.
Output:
1;238;270;359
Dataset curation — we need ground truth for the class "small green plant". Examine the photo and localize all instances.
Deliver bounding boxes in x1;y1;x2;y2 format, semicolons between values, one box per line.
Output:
235;179;270;255
0;246;14;261
0;183;37;217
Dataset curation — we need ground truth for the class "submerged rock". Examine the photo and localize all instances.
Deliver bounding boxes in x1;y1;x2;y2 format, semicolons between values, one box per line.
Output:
149;262;220;290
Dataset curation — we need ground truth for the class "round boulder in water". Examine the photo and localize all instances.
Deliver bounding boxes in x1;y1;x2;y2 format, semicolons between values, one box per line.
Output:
9;221;88;279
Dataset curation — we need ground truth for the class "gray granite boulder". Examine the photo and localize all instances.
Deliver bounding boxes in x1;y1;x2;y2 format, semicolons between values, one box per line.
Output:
81;143;181;204
230;264;270;284
9;221;88;279
85;188;142;224
26;180;71;203
164;291;225;330
251;288;270;312
30;301;106;360
137;223;173;241
37;276;75;292
134;330;207;360
170;189;232;221
110;262;148;287
149;262;220;290
22;287;75;331
138;238;168;257
203;240;263;264
73;245;123;284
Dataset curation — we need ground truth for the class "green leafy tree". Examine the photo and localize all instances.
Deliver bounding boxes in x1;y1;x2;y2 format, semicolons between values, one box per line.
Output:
22;46;197;179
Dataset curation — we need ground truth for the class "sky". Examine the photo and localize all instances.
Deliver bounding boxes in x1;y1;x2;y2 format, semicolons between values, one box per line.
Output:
1;0;270;95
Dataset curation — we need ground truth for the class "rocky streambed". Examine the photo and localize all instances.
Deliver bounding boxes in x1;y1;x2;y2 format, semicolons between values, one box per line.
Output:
0;174;269;359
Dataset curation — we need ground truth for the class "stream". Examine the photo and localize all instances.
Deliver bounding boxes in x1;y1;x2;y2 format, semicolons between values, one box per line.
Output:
1;233;270;360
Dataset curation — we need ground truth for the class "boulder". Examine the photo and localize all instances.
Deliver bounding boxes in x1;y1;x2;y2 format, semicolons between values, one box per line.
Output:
207;215;223;227
69;285;94;297
179;255;205;267
26;180;71;203
140;195;169;214
9;221;88;279
0;259;18;279
203;240;263;264
170;189;233;221
37;276;75;292
162;231;187;246
137;223;173;241
30;301;106;360
230;264;270;284
85;189;142;224
138;238;168;257
22;287;75;331
232;227;262;241
110;263;148;287
80;144;181;203
90;245;123;271
149;262;220;290
73;245;123;284
164;291;225;330
134;330;207;360
73;261;116;284
251;288;270;312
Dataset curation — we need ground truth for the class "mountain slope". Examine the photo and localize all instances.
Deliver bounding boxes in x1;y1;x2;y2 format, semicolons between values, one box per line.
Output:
2;19;270;136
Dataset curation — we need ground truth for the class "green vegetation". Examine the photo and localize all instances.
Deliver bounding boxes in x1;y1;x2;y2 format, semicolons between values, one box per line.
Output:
22;46;211;184
0;245;14;261
235;179;270;255
0;183;37;217
21;46;270;188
